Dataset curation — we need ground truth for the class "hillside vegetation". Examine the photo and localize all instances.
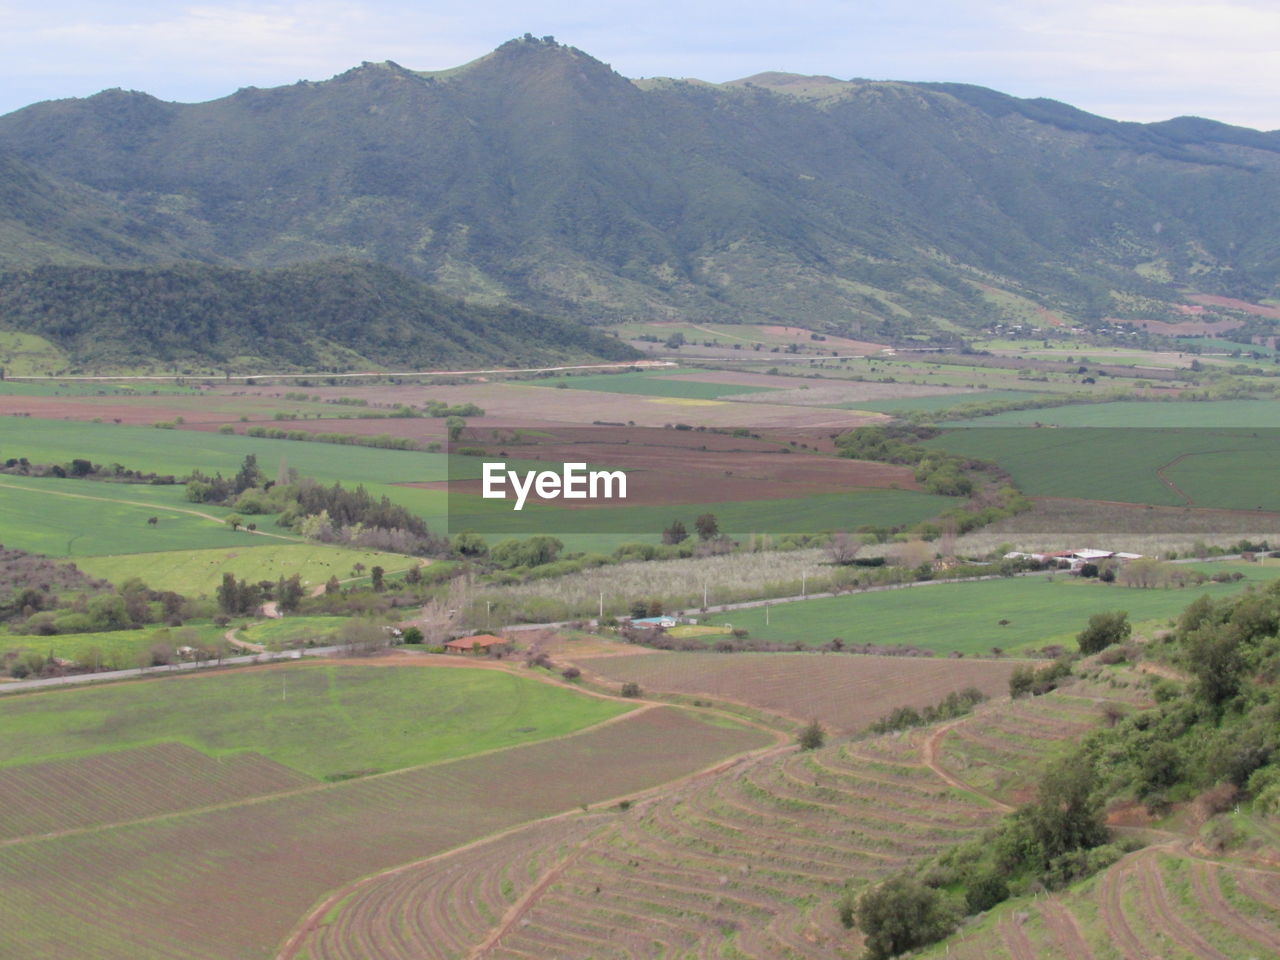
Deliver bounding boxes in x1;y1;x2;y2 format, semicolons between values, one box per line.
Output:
1;36;1279;336
0;260;638;371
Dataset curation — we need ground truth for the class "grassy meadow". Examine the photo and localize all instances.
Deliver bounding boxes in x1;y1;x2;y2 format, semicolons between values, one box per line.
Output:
0;663;632;778
74;544;421;594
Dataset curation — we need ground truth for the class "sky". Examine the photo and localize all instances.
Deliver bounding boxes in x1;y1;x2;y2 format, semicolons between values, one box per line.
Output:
1;1;1278;129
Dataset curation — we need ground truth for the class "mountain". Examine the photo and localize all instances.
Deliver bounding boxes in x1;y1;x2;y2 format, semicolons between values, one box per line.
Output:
2;35;1280;338
0;260;639;372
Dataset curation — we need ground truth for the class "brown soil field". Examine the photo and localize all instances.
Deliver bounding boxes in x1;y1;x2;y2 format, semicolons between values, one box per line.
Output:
0;705;771;960
220;381;886;429
423;434;919;507
0;743;313;843
973;496;1280;536
574;651;1021;733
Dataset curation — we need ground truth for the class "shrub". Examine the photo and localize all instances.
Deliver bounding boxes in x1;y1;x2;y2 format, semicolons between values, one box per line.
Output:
1077;611;1130;654
797;719;825;750
620;681;642;698
856;876;957;960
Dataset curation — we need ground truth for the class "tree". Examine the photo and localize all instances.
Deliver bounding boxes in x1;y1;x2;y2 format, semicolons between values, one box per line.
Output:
1023;755;1107;861
856;876;957;960
797;719;825;751
1077;610;1130;655
663;331;685;349
446;416;466;443
694;513;719;541
400;626;423;644
225;514;244;532
662;519;688;544
826;531;863;565
234;453;264;493
370;566;385;592
276;574;305;613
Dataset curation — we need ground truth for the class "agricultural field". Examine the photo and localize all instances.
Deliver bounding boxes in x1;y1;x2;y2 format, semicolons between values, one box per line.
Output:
686;572;1280;656
918;847;1280;959
948;398;1280;428
74;544;421;595
0;662;632;779
289;679;1123;960
528;369;780;398
846;388;1054;413
0;416;449;485
928;426;1280;510
574;651;1023;733
0;696;770;960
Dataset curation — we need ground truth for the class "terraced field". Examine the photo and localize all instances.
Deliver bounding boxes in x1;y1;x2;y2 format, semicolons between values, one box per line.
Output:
921;848;1280;959
291;683;1126;959
0;705;769;960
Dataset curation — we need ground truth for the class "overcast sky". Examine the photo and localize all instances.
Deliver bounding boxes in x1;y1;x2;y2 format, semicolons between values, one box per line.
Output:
2;1;1277;129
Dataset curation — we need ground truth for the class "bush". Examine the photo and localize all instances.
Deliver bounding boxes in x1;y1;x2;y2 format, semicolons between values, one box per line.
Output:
561;666;581;680
856;876;957;960
797;719;825;750
620;681;642;698
1078;611;1131;654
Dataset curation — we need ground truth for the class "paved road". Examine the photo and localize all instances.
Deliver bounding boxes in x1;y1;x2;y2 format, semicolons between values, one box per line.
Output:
0;645;346;694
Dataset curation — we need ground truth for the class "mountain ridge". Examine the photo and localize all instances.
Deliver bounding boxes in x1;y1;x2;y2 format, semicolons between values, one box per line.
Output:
2;35;1279;339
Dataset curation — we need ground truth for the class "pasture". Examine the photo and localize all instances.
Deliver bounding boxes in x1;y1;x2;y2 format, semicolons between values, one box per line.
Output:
697;573;1276;655
0;662;632;778
0;478;269;556
74;544;420;595
0;703;770;960
578;651;1022;733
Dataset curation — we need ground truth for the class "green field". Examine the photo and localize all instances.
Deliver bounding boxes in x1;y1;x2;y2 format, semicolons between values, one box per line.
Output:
1;622;228;668
0;417;449;485
233;616;349;650
75;544;420;594
528;370;776;398
947;399;1280;428
843;390;1054;413
0;479;271;556
928;426;1280;509
708;569;1278;655
447;487;956;537
0;663;632;778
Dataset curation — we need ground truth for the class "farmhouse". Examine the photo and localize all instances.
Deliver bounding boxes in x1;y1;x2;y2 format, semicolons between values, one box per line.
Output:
631;615;678;629
443;634;508;654
1004;548;1144;571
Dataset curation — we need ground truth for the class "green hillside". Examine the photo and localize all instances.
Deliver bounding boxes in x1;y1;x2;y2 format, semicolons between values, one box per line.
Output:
2;37;1279;336
0;260;639;371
